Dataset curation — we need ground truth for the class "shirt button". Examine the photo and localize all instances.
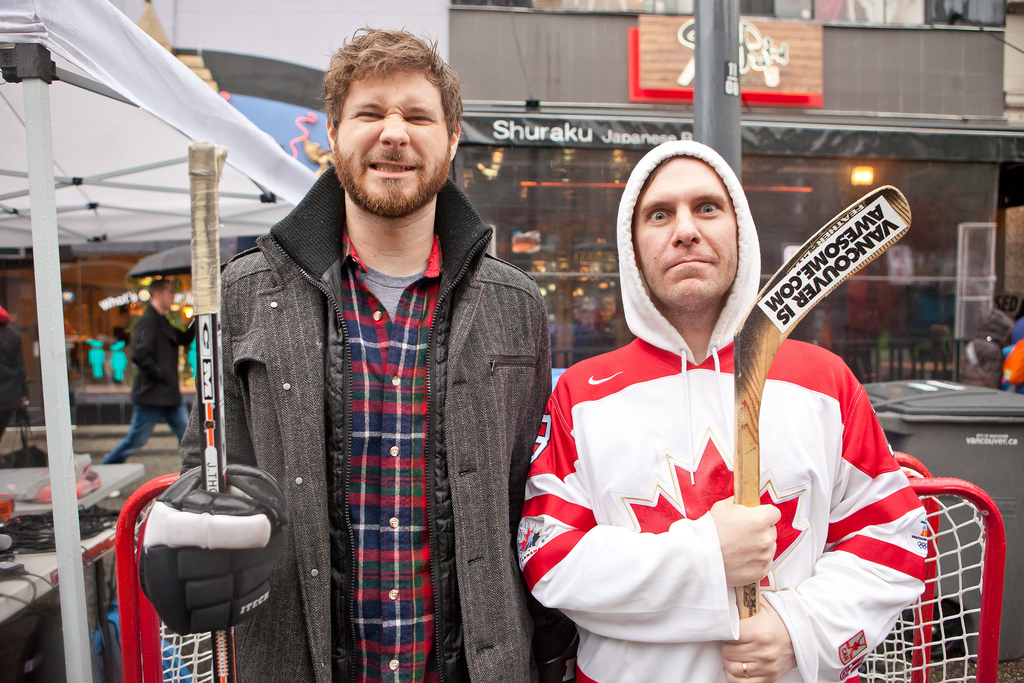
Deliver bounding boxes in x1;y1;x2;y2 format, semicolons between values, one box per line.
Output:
283;382;291;391
310;569;319;577
389;445;400;457
391;376;401;387
295;477;303;485
373;310;382;321
388;589;399;600
389;659;399;671
389;517;399;529
270;301;278;309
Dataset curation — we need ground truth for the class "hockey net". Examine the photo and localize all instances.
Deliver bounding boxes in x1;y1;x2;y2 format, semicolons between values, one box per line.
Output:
861;455;1006;683
117;460;1005;683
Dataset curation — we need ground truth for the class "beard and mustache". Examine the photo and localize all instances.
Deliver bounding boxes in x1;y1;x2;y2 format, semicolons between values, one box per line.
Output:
333;146;452;219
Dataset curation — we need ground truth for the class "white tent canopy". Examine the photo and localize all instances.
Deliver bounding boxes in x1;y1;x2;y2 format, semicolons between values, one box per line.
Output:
1;2;317;680
1;0;317;246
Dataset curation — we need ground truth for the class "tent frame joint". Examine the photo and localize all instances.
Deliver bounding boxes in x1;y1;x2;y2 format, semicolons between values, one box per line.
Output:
0;43;57;84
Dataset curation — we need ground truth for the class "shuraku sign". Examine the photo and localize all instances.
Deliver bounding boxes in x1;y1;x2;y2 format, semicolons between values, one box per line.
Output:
757;196;910;332
461;115;693;149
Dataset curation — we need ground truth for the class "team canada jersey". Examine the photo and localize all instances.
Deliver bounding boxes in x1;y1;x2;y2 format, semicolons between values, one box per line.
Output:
518;338;927;683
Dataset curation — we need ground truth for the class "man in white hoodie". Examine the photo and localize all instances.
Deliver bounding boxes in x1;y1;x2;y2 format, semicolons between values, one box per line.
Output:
517;141;927;683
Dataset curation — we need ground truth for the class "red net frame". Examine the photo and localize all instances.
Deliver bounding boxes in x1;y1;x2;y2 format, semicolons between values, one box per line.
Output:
859;453;1007;683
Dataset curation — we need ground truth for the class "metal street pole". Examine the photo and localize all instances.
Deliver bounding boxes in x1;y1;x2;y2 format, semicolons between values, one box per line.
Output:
693;0;741;180
3;43;93;682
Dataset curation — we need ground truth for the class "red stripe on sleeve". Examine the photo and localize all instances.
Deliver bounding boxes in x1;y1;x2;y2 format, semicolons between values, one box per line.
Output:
522;495;598;532
827;488;923;544
523;530;586;590
834;535;926;581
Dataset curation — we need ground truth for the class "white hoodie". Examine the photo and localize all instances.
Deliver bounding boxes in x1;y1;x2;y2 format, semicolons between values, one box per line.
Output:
518;141;926;683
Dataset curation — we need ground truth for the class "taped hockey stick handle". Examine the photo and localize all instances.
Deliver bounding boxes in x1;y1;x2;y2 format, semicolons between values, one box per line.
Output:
189;141;227;315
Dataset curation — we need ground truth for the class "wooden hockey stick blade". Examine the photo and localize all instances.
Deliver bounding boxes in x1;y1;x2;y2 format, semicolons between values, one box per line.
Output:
732;185;911;619
188;140;237;683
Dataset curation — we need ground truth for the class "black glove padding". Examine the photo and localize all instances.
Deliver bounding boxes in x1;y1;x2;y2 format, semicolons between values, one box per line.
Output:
139;464;288;635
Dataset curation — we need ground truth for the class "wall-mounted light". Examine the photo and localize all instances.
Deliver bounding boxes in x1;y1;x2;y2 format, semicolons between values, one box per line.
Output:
851;166;874;186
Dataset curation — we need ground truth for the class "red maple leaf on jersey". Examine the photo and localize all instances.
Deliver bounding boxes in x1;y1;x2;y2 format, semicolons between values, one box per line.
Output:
626;438;805;579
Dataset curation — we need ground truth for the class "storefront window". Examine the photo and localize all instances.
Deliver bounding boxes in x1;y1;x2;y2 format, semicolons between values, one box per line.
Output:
457;146;640;367
455;145;999;381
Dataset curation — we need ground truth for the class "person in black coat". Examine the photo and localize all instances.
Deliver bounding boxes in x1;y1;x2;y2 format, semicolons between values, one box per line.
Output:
0;303;29;444
102;280;194;464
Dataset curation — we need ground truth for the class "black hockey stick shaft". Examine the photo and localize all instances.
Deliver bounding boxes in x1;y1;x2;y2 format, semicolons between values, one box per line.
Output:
733;186;911;618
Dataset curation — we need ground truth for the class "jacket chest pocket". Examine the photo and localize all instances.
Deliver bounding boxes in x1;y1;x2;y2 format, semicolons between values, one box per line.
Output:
487;354;537;374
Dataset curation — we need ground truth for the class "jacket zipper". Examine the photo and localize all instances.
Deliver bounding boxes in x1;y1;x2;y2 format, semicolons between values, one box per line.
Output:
488;355;537;374
425;232;492;683
266;239;357;683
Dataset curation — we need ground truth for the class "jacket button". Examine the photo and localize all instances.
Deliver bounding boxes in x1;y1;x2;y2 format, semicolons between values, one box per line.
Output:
295;477;303;485
373;310;382;321
389;659;399;671
388;589;399;600
283;383;291;390
310;569;319;577
391;376;401;386
270;301;278;308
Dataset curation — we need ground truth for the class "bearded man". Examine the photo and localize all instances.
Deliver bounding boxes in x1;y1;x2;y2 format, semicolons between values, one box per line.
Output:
140;28;576;683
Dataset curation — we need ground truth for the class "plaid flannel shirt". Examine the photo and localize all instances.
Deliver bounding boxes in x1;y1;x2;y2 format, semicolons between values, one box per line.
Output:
339;234;442;683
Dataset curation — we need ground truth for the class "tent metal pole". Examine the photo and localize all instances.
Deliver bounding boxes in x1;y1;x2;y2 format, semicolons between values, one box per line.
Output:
23;75;93;683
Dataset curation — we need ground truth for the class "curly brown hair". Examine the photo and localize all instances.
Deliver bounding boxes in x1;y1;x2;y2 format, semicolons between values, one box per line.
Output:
324;28;462;137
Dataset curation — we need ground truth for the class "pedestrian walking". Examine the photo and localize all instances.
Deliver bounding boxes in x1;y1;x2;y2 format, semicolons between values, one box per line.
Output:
102;279;194;464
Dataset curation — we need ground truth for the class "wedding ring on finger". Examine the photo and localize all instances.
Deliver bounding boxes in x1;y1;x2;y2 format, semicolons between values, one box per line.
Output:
742;662;750;678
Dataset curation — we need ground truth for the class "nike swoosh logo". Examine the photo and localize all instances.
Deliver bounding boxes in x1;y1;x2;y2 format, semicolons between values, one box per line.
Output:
588;372;623;385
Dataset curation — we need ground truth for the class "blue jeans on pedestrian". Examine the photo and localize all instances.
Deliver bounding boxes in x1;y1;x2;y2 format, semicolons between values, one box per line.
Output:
101;402;189;465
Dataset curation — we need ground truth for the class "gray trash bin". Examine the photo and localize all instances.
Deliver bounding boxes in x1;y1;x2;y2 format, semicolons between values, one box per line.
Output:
864;379;1024;661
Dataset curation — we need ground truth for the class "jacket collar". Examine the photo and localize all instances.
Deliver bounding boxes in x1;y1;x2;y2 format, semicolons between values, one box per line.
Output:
265;169;492;286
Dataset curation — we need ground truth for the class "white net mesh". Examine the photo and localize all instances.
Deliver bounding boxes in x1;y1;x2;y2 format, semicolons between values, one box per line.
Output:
862;493;991;682
157;627;213;683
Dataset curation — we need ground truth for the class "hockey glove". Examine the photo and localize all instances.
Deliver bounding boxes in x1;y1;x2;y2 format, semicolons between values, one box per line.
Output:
139;464;288;635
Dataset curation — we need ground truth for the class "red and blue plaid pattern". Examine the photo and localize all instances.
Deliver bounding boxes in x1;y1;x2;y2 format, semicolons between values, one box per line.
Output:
339;234;442;683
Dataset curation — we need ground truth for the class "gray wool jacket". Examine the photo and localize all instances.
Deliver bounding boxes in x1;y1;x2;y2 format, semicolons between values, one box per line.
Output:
180;172;571;682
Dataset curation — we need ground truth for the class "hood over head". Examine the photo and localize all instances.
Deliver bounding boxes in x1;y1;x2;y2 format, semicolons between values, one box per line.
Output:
617;140;761;362
975;308;1014;346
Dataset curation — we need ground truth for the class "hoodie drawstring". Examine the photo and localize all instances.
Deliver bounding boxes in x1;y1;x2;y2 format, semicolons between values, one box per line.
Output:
709;345;735;457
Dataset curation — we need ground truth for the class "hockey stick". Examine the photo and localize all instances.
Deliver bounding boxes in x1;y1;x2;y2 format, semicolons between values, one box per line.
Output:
732;186;911;619
188;140;236;681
